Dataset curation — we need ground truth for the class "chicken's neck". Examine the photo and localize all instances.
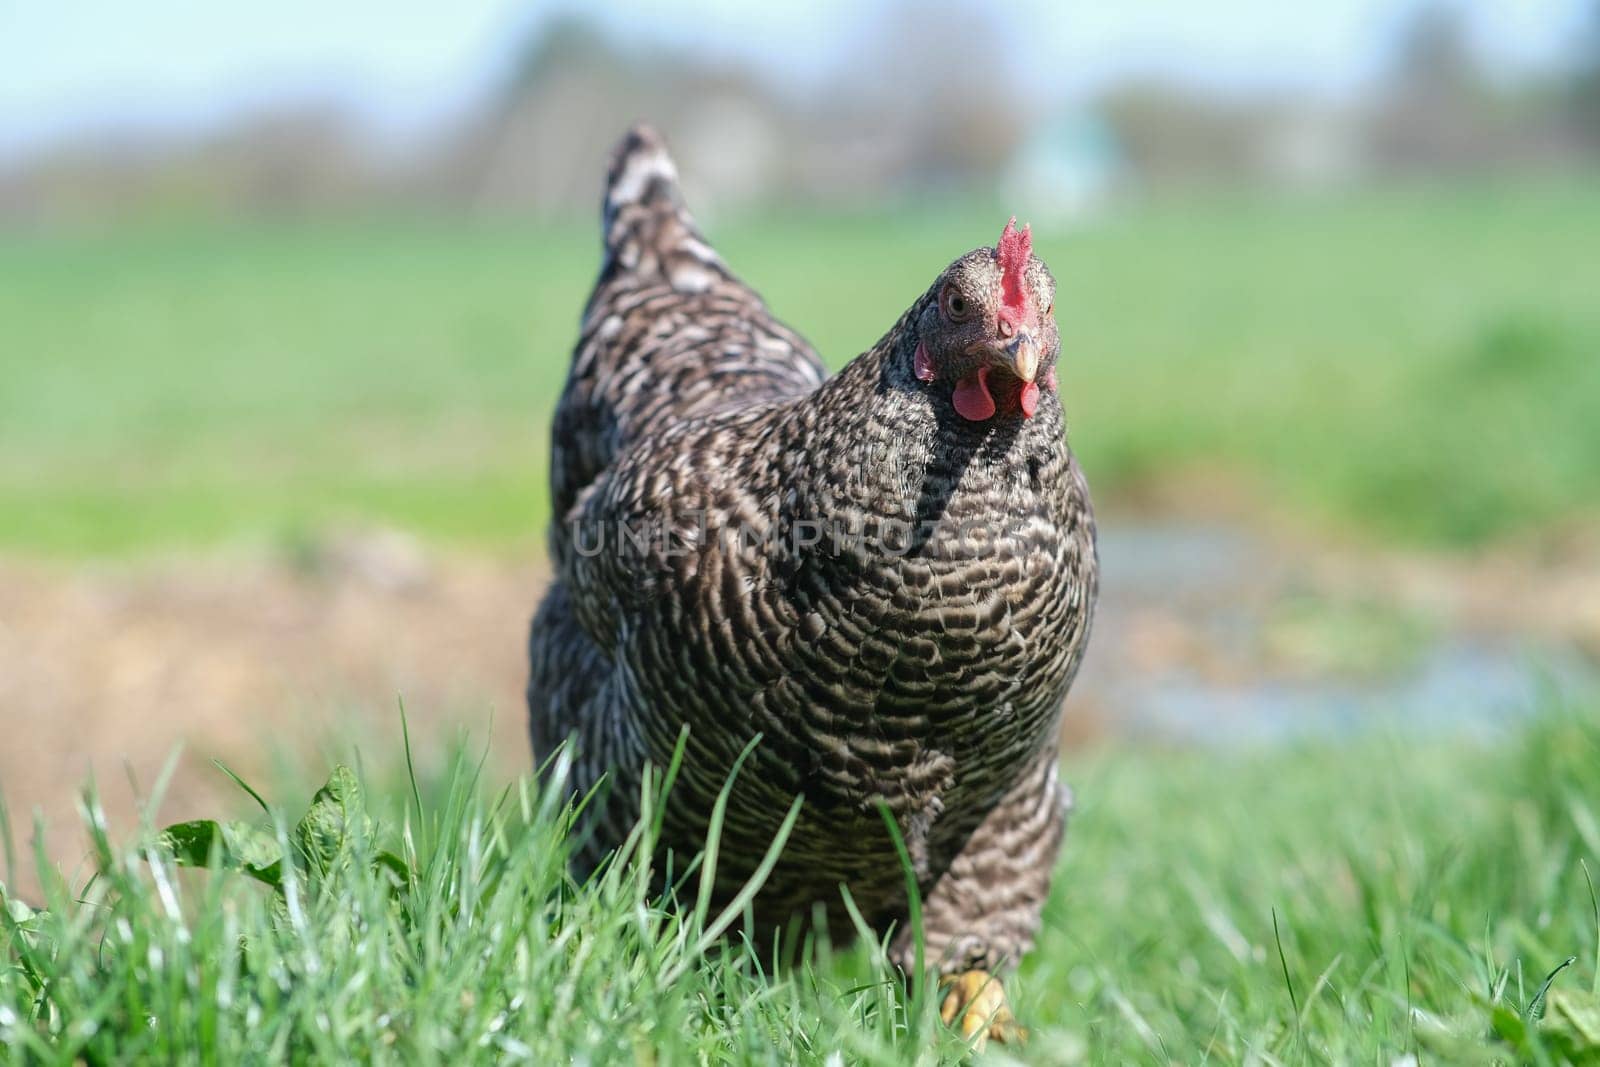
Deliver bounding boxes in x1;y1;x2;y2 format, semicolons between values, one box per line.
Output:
775;328;1069;542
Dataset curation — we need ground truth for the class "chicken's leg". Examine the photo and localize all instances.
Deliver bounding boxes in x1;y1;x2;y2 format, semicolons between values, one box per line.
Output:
939;967;1026;1047
893;751;1068;1047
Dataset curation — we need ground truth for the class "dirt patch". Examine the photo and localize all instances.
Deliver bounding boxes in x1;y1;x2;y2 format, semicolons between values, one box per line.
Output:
0;535;540;899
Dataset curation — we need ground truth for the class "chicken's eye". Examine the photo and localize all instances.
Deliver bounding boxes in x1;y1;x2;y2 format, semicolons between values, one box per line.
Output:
942;286;972;322
1046;300;1054;318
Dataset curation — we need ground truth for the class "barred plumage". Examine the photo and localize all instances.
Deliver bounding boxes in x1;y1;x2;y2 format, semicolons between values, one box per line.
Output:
528;126;1097;1033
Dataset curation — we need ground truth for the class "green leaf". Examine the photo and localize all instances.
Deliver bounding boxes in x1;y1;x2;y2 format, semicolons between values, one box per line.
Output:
1490;1000;1529;1048
152;765;412;897
0;881;36;925
157;819;284;887
1543;988;1600;1062
293;764;370;880
0;882;46;998
373;850;412;895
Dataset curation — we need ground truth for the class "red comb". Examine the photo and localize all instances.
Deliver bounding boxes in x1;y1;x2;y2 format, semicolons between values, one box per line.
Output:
997;216;1031;324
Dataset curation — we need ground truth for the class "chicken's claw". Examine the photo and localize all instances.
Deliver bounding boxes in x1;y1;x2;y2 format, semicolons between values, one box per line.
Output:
938;969;1027;1050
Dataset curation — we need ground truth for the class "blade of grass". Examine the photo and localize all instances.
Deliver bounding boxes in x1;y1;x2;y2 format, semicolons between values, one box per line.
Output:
1272;908;1303;1059
1582;860;1600;996
663;793;804;985
212;759;271;816
0;781;15;891
1527;956;1576;1021
399;700;426;851
876;801;926;1045
693;735;764;938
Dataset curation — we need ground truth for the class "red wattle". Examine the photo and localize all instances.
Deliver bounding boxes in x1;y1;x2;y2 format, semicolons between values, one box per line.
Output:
1020;381;1039;418
952;366;996;421
913;341;935;382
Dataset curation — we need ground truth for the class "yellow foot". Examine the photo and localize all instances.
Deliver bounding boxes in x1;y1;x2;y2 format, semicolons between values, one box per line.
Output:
938;969;1027;1050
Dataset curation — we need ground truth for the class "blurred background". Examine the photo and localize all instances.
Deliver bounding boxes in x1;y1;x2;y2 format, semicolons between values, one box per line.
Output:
2;0;1598;890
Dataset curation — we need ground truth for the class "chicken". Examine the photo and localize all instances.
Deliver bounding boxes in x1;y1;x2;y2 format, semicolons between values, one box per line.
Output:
527;126;1097;1044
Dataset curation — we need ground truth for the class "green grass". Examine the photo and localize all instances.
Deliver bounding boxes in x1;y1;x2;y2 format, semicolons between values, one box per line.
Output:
6;704;1600;1062
4;179;1600;556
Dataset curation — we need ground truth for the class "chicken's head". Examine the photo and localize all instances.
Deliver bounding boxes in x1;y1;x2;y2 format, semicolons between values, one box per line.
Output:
912;217;1059;422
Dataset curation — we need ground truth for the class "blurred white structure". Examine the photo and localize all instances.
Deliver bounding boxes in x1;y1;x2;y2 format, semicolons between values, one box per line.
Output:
1004;109;1122;228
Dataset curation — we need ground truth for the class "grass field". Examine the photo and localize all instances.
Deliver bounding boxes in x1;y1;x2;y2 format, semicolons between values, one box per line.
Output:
5;705;1600;1063
4;179;1599;556
5;180;1599;1062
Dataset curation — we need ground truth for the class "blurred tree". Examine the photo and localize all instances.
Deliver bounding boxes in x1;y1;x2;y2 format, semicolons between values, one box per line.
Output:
1573;0;1600;151
459;14;642;213
450;13;790;217
503;15;616;98
827;0;1028;190
1367;2;1492;174
1391;2;1478;103
1098;84;1272;187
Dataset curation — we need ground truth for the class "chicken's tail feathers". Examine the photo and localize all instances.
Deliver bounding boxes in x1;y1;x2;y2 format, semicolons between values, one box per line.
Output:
603;124;680;230
596;124;729;292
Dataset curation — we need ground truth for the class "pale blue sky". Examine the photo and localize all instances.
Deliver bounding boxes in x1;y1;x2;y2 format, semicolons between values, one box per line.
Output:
0;0;1589;161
